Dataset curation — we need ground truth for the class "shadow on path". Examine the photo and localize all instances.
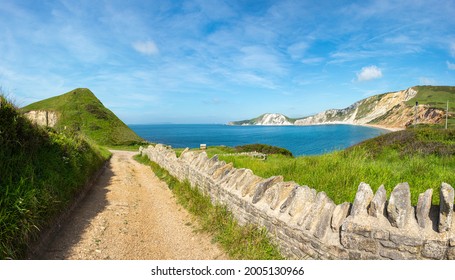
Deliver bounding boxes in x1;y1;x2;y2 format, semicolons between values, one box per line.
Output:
34;161;114;259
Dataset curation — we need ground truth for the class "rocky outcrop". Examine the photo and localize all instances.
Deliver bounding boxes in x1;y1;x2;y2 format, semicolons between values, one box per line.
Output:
229;86;447;129
141;144;455;260
24;110;58;127
255;113;293;125
229;113;293;126
295;87;423;128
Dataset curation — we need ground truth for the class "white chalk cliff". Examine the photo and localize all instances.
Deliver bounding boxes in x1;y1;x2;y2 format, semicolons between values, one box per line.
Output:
228;113;293;126
229;86;447;129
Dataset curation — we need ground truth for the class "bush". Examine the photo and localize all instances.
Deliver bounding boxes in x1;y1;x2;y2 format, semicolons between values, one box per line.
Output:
235;143;293;157
351;128;455;158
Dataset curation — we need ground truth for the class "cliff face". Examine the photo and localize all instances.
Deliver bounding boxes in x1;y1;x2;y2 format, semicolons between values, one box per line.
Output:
295;87;445;128
24;110;58;127
253;113;293;125
229;86;450;129
229;113;293;126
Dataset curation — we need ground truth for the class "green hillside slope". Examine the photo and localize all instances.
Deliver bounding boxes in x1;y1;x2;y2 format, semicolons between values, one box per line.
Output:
405;86;455;127
22;88;143;146
1;95;109;259
406;86;455;110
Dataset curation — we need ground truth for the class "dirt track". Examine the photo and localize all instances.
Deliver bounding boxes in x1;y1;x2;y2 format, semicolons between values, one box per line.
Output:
39;150;227;260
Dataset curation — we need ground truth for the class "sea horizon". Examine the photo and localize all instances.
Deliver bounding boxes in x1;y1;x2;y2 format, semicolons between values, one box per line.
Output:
129;123;388;156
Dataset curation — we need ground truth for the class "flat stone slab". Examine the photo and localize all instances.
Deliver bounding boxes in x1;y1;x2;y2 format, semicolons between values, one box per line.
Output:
439;183;454;233
387;183;411;228
351;182;373;217
331;202;351;232
252;176;283;204
369;185;386;218
416;189;433;229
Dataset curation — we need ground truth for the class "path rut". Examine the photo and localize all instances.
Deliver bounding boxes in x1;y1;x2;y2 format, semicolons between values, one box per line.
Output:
39;150;227;260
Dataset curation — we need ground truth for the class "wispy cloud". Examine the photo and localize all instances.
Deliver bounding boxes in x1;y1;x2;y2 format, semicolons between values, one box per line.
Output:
420;77;437;85
287;42;310;60
132;40;159;56
356;65;383;82
447;61;455;70
301;57;324;65
238;46;286;75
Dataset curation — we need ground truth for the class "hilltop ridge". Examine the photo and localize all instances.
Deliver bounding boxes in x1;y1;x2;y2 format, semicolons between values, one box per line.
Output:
22;88;144;146
0;94;109;259
229;86;455;129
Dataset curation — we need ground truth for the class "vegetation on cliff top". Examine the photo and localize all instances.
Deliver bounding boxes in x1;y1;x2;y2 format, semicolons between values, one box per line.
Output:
22;88;144;146
406;86;455;111
406;86;455;127
0;95;109;259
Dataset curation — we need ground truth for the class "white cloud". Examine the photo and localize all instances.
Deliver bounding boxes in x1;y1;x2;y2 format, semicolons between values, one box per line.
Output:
447;61;455;70
238;46;286;75
132;40;159;55
356;65;383;81
301;57;324;64
287;42;309;60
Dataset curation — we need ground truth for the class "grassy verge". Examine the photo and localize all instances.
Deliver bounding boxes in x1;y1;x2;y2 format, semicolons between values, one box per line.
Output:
105;142;151;152
134;154;284;260
203;128;455;206
0;96;110;259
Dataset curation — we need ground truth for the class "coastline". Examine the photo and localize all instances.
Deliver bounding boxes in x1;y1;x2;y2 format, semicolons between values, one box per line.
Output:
357;123;404;132
228;121;405;132
290;121;404;132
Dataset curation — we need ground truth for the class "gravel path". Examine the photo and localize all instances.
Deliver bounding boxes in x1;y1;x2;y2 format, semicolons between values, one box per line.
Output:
39;150;227;260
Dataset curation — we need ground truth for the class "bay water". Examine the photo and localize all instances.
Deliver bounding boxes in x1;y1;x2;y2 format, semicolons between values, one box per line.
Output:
129;124;387;156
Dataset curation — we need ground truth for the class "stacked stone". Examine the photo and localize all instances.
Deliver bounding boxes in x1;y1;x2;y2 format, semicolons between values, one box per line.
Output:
341;182;455;259
140;145;455;260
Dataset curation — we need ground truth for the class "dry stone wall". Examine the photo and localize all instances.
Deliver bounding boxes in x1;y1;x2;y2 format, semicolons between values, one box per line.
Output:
140;144;455;260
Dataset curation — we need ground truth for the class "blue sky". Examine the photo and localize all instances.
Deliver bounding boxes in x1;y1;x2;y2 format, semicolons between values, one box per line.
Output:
1;0;455;124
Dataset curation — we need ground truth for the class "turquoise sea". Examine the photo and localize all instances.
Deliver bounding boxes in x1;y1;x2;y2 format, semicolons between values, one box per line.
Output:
129;124;387;156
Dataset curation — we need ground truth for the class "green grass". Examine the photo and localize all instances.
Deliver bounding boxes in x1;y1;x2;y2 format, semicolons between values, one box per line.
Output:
1;95;110;259
105;143;152;152
134;154;284;260
406;86;455;111
404;86;455;128
22;88;144;146
203;128;455;206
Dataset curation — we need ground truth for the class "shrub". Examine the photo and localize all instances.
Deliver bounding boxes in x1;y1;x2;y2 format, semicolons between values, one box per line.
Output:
235;143;293;157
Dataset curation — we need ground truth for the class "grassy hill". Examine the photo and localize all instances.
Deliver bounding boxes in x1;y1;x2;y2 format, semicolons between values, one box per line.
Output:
406;86;455;110
405;86;455;127
22;88;144;146
1;94;109;259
